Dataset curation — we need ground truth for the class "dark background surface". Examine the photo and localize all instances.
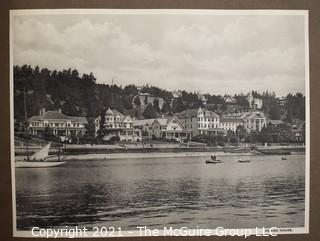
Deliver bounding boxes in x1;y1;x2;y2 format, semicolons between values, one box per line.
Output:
0;0;319;240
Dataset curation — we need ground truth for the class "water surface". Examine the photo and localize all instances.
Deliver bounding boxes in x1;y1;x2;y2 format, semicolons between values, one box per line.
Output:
16;154;305;230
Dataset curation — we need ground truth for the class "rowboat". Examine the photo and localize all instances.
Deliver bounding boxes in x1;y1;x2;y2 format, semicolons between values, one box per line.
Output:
205;159;222;164
238;159;251;163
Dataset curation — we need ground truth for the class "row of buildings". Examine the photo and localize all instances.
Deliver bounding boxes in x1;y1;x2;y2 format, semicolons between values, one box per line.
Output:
27;107;269;143
132;90;267;113
93;107;268;142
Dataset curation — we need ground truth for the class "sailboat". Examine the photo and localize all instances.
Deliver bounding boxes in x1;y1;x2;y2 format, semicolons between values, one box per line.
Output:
15;87;65;168
15;142;65;168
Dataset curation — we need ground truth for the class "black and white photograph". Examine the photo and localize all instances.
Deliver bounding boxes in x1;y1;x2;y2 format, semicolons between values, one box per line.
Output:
10;9;309;237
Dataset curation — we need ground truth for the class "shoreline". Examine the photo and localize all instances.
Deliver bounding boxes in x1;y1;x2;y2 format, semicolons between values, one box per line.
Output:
63;151;254;161
14;145;305;161
63;150;305;161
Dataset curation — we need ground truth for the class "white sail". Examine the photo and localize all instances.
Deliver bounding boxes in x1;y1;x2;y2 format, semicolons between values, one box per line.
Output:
30;143;51;161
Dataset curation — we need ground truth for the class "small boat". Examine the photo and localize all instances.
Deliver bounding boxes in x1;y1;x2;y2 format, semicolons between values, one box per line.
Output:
15;143;65;168
206;159;222;164
238;159;251;163
15;89;65;168
281;157;287;160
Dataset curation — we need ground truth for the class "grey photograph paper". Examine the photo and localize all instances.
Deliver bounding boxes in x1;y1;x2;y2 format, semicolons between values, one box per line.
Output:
10;9;309;238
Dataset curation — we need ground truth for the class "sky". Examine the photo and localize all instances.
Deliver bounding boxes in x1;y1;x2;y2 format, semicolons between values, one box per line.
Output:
12;10;307;96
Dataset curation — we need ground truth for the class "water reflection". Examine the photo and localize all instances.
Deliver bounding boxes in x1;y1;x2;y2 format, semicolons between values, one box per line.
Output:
16;154;305;230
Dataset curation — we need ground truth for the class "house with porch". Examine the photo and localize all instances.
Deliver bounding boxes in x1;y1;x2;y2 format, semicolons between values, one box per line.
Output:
219;117;245;132
133;116;191;142
224;111;267;132
94;108;141;142
28;109;87;138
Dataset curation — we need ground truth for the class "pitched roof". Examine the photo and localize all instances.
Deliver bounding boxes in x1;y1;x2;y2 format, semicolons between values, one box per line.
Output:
112;109;124;117
203;110;219;118
176;108;219;118
28;111;87;123
133;119;155;126
69;116;88;124
155;118;168;126
167;116;184;127
221;117;244;123
43;111;69;119
176;109;198;117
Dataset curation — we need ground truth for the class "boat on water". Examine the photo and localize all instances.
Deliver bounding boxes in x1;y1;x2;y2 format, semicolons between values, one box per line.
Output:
15;88;65;168
238;158;251;163
205;153;222;164
206;159;223;164
15;142;65;168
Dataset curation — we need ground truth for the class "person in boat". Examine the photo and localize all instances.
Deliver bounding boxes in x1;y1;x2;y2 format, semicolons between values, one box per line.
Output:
211;153;216;160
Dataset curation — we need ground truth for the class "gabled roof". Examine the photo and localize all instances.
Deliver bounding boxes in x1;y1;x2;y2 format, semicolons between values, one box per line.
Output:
112;109;124;117
167;116;184;127
154;118;168;126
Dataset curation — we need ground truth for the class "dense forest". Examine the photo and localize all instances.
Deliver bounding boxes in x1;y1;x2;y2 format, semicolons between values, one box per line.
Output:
13;65;305;122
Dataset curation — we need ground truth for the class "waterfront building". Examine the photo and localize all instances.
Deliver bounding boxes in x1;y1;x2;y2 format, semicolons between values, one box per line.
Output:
133;118;155;139
28;109;87;137
224;111;267;132
94;108;141;141
291;121;305;143
243;111;267;131
133;116;191;142
219;117;245;132
176;107;220;137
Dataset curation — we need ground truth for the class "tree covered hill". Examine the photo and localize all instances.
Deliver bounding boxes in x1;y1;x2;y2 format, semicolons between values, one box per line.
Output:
13;65;305;122
14;65;140;120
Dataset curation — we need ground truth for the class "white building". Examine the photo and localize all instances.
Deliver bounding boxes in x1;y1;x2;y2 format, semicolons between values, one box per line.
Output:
176;107;220;137
133;92;164;110
219;118;245;132
225;111;267;132
28;109;87;137
94;108;141;142
133;116;191;142
247;93;263;109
